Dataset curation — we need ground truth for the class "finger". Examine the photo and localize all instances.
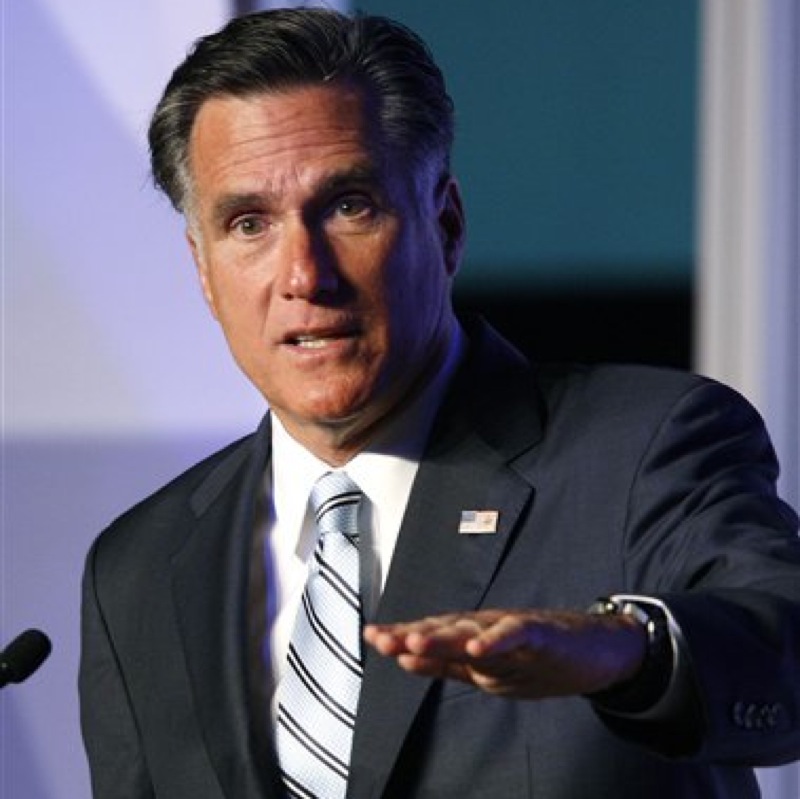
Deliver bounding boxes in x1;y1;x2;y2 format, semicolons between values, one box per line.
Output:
363;622;445;655
396;654;474;683
366;615;480;656
366;613;462;639
403;617;490;656
364;627;409;656
462;613;534;657
363;618;454;656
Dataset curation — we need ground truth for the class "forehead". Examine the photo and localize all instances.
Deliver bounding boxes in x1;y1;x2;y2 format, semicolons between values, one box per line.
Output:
188;84;384;196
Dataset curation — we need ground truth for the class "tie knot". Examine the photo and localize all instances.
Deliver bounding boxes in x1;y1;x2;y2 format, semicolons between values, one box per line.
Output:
311;471;363;538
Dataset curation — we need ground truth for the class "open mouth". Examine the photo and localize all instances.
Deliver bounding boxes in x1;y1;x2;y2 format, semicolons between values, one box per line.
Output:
286;327;359;349
292;335;338;349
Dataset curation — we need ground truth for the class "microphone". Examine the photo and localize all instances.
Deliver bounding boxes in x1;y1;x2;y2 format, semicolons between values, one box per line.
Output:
0;629;52;688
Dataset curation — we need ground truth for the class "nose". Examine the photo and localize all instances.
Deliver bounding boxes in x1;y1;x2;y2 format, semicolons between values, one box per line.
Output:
277;218;339;301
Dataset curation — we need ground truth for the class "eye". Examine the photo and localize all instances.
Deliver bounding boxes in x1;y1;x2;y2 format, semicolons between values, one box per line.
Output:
334;194;375;219
231;214;267;237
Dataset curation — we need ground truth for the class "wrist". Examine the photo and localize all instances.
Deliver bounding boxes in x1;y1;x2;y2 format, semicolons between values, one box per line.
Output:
584;596;674;712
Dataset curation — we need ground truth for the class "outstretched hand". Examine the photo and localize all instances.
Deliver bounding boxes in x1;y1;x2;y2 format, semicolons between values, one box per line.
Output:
364;609;646;700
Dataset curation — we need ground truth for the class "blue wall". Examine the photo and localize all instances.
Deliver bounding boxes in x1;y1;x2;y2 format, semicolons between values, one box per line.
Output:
357;1;698;291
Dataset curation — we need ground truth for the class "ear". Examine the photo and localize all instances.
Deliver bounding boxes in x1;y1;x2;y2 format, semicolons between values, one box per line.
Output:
436;175;466;277
186;229;219;320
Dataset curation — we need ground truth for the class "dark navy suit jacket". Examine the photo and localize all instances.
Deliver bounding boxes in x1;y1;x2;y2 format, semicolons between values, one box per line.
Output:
80;321;800;798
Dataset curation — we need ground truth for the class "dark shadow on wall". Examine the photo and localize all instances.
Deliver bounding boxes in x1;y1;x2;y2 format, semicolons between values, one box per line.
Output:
455;284;693;370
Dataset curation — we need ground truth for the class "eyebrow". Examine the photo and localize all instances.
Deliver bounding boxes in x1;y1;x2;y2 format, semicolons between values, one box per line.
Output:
209;163;384;228
318;163;382;195
210;193;267;229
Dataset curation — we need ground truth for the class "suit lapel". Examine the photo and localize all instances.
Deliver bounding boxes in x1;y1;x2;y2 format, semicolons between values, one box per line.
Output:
349;321;545;798
169;417;286;799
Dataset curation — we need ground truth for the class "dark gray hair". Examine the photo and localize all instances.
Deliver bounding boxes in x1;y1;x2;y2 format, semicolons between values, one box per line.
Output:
148;8;455;213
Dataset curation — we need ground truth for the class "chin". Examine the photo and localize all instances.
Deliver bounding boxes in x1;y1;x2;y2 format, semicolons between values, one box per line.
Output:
270;375;394;434
312;404;373;430
301;381;378;420
309;396;389;437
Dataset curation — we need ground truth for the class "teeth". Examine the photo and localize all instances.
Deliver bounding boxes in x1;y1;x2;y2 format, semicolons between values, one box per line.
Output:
294;336;329;349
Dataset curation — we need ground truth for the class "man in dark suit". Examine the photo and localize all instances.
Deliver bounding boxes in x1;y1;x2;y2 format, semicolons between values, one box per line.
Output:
79;9;800;798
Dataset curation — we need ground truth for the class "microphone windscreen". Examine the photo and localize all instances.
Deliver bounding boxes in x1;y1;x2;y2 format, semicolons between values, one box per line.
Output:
0;629;52;687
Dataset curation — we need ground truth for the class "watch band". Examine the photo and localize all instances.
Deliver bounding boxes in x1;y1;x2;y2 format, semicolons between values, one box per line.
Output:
585;595;674;712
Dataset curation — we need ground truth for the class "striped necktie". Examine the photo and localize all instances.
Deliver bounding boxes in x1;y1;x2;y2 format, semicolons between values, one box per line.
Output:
277;471;364;799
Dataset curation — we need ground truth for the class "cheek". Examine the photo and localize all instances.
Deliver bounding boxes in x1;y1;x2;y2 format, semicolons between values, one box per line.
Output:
206;262;270;323
205;283;276;381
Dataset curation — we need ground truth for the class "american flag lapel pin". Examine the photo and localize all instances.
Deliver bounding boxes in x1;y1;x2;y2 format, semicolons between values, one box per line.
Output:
458;510;499;534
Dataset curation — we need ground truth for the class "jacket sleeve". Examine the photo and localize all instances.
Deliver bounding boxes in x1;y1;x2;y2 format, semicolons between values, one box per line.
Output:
80;537;156;799
596;379;800;765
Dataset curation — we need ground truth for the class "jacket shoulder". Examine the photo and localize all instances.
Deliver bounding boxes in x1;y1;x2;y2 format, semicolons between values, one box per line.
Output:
536;362;758;425
538;362;705;405
530;361;774;473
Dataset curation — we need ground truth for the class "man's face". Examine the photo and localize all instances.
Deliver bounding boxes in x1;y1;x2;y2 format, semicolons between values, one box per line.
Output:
186;83;464;460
